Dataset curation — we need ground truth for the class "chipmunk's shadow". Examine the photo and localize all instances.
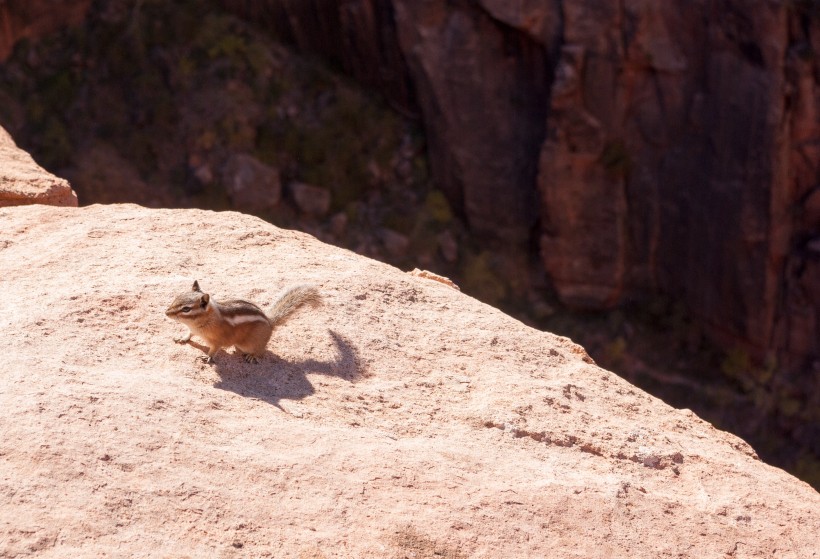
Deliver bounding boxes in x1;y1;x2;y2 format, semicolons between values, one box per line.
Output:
209;330;362;410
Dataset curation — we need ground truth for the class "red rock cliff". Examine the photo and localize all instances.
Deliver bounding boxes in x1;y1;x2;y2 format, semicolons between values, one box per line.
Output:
223;0;820;373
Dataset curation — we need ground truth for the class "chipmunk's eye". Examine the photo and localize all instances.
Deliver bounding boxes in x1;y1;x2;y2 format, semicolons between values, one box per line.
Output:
181;306;191;313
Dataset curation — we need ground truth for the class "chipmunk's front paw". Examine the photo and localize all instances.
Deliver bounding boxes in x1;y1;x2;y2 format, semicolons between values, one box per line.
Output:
242;354;259;364
196;355;215;365
174;334;191;344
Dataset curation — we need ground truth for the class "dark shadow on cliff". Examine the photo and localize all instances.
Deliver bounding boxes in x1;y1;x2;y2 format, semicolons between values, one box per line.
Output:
209;330;363;411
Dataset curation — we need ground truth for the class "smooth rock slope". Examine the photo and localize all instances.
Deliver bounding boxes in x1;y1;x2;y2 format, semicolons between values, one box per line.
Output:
1;204;818;558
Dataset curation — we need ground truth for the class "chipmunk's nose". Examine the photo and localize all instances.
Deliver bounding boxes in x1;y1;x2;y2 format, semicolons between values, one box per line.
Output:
165;308;174;317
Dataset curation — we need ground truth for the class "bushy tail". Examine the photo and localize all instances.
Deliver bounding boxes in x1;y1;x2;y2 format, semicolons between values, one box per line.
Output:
268;284;321;327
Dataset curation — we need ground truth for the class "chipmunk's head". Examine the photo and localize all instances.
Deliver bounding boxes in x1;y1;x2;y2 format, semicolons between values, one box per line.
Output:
165;280;211;323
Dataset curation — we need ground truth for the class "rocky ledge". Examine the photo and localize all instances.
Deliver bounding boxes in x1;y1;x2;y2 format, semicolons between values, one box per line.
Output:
0;126;77;208
0;203;817;558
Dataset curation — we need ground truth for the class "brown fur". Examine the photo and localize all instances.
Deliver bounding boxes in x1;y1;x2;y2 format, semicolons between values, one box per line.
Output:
165;281;320;362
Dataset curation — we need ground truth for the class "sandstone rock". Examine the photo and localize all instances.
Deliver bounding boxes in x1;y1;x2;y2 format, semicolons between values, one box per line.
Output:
478;0;562;46
289;181;331;217
409;268;460;291
535;1;820;375
379;227;409;257
0;126;77;207
192;164;214;186
1;203;818;557
222;153;282;212
393;1;548;243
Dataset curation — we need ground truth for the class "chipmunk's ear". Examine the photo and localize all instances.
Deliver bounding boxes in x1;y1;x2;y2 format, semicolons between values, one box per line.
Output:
192;280;201;292
200;293;210;307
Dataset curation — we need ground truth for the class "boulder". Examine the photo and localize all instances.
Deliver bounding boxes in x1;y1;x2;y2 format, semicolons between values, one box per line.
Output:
289;181;331;217
0;203;818;557
0;126;77;208
222;153;282;212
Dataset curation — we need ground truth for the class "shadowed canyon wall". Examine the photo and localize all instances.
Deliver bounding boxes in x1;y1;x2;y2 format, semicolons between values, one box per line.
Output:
222;0;820;376
0;0;91;61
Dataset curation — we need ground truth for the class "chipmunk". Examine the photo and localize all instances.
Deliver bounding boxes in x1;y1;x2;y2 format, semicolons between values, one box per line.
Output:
165;280;321;364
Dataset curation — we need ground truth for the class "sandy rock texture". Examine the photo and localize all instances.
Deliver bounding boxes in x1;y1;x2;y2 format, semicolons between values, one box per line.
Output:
0;126;77;208
1;203;818;558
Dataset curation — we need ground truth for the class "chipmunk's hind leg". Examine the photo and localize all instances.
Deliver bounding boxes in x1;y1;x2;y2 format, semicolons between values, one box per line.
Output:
236;327;270;365
242;353;260;364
